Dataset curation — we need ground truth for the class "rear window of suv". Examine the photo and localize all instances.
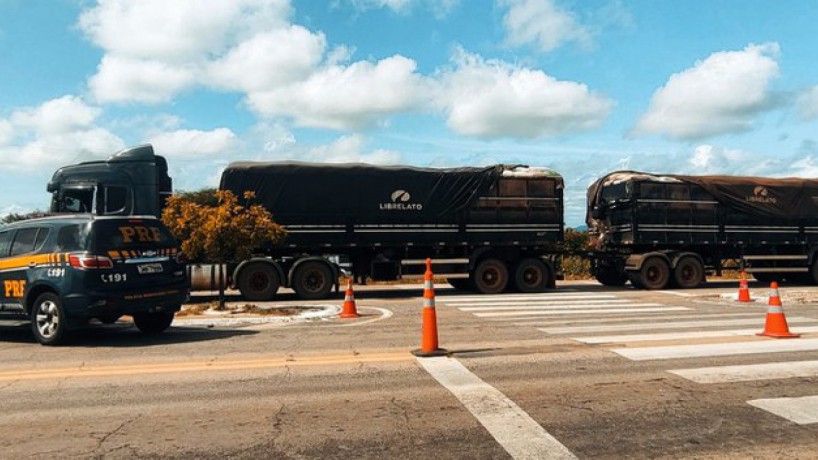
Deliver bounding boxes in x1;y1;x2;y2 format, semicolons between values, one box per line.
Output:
88;219;176;251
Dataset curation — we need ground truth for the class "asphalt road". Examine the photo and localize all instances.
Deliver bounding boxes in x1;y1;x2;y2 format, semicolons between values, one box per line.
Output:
1;280;818;459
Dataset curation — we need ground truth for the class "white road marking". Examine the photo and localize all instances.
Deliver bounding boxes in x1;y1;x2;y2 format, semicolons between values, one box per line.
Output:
747;396;818;425
573;325;818;344
540;317;818;335
501;312;760;325
611;338;818;361
417;356;577;460
441;294;617;303
656;290;695;297
669;360;818;383
475;307;690;317
450;299;630;308
460;302;656;312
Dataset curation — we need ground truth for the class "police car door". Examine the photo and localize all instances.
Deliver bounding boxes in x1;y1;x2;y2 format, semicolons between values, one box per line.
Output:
2;228;39;306
0;229;13;306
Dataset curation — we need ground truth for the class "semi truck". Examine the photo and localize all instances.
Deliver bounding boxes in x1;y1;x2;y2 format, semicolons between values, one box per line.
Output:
586;170;818;289
47;145;566;299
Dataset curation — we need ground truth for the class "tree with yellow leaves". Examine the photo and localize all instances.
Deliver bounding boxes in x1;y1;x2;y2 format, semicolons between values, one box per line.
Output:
162;189;286;309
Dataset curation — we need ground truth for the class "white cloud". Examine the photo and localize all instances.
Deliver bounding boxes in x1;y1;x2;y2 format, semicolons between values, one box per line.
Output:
305;134;401;164
78;0;290;62
246;55;428;130
0;96;124;171
147;128;238;158
10;95;101;135
435;50;612;138
0;96;124;172
79;0;294;104
0;120;14;145
633;43;781;140
500;0;591;53
347;0;459;16
89;56;197;104
797;85;818;120
207;26;326;93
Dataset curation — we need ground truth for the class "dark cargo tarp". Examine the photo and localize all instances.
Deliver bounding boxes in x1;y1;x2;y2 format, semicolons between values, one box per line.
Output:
220;162;503;224
587;170;818;225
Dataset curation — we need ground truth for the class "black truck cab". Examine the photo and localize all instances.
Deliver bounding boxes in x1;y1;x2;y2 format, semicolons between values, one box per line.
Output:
47;144;172;218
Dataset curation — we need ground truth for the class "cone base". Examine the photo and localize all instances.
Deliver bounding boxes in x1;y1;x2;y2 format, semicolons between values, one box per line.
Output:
340;312;360;319
756;332;800;338
411;348;449;358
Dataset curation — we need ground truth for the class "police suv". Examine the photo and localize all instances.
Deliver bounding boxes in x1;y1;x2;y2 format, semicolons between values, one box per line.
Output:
0;215;188;345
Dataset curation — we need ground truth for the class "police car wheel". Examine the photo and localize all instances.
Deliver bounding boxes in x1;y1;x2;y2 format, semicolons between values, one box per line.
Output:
133;311;175;335
31;292;68;346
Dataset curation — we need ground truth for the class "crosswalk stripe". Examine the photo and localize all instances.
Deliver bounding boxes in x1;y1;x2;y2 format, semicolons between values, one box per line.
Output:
446;299;630;308
610;338;818;361
461;303;660;312
747;396;818;425
500;312;761;325
540;317;818;335
669;360;818;383
475;307;690;317
572;326;818;344
441;294;617;303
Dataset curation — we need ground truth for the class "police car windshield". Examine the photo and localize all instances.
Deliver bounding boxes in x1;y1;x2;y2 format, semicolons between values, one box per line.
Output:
87;219;176;250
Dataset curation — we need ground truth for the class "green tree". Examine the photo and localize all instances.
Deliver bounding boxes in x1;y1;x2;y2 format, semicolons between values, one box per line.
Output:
1;210;51;225
162;190;286;309
562;227;592;279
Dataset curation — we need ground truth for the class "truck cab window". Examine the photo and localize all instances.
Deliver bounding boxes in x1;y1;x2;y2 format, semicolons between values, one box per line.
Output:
61;188;95;213
103;186;128;214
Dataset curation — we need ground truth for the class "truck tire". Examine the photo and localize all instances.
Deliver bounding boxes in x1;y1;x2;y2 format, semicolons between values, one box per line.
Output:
594;265;628;287
31;292;69;346
237;262;280;301
514;258;549;293
133;311;175;335
292;261;334;300
638;257;670;290
473;258;508;294
673;256;704;289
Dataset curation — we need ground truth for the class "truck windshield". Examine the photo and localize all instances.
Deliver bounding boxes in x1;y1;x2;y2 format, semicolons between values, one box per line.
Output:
601;182;628;203
58;187;95;213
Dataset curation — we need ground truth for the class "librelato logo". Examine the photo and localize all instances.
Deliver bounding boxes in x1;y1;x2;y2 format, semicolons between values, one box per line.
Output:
380;189;422;210
746;186;777;204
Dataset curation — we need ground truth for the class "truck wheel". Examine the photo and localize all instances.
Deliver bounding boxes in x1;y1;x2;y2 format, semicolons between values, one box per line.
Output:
514;258;549;293
31;292;69;346
673;257;704;289
293;261;333;300
237;262;280;301
638;257;670;290
447;278;474;291
473;258;508;294
133;311;175;335
595;265;629;287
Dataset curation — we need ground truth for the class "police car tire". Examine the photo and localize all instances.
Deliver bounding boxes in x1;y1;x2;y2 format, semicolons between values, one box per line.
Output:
31;292;68;346
133;311;175;335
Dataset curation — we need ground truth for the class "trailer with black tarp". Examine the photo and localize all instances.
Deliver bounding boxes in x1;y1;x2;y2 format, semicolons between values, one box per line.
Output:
220;162;565;298
586;170;818;289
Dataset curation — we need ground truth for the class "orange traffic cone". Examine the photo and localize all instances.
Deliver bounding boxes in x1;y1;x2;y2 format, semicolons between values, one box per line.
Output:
757;282;800;338
411;259;448;357
738;272;751;302
340;279;360;319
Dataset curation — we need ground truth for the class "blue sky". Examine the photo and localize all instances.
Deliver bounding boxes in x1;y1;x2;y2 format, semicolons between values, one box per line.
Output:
2;0;818;226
